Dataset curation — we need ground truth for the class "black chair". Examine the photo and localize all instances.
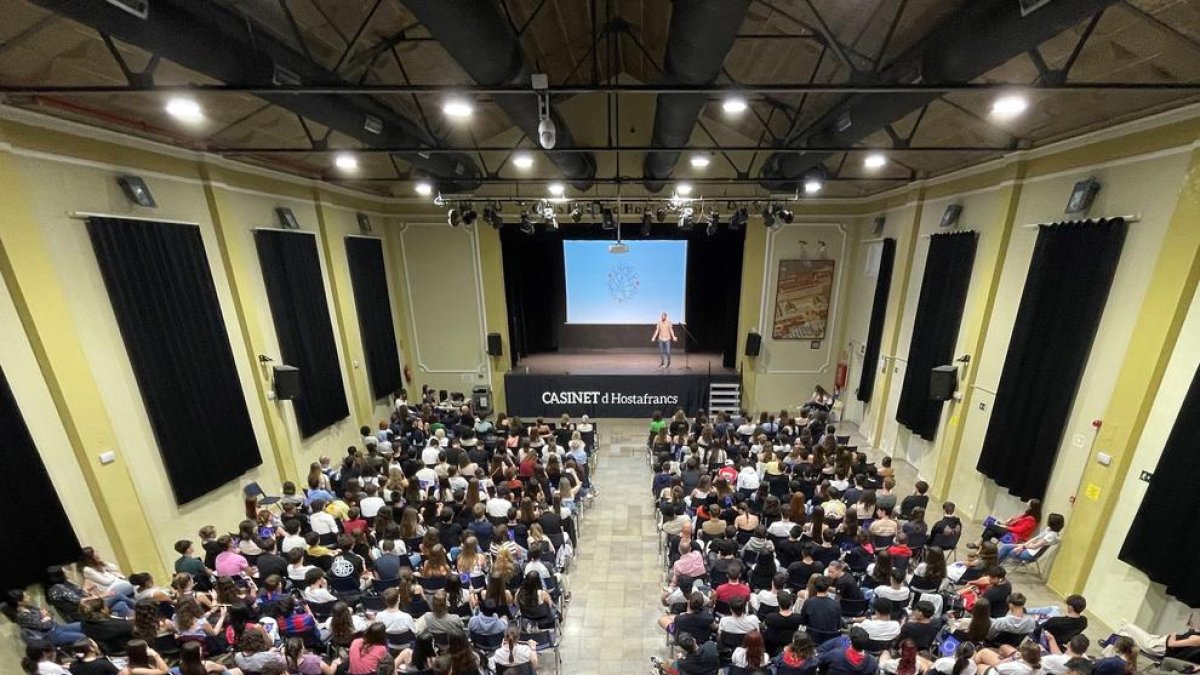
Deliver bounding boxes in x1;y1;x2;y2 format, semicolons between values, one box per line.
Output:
864;638;892;655
840;597;869;618
360;594;387;612
386;630;416;653
713;600;732;617
872;535;895;549
418;576;448;596
990;631;1032;648
807;628;843;647
469;629;506;654
371;578;399;594
307;600;337;621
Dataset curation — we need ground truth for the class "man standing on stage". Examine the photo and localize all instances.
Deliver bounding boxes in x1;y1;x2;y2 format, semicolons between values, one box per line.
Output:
652;312;678;369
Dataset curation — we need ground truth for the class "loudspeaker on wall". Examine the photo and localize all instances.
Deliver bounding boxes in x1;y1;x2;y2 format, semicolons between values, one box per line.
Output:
929;365;957;401
273;365;301;400
486;332;503;356
745;332;762;357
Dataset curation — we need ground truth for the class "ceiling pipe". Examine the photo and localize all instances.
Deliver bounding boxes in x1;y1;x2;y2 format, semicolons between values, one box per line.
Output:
758;0;1121;191
643;0;751;193
401;0;597;191
27;0;482;192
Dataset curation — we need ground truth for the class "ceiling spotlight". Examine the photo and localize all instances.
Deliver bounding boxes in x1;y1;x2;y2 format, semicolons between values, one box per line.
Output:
512;152;534;170
540;203;559;230
334;152;359;171
804;178;823;195
690;154;712;169
462;205;478;226
414;181;434;197
601;207;616;231
729;207;748;230
570;205;582;222
678;207;695;231
537;94;557;149
442;98;474;118
548;183;565;197
519;211;535;234
447;208;461;227
676;183;693;197
165;96;204;123
640;211;653;237
762;206;777;229
779;209;795;224
991;94;1029;119
722;96;748;115
483;205;503;229
864;153;887;169
655;208;667;224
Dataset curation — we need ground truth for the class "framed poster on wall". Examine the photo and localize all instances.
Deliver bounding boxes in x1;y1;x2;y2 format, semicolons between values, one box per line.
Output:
772;259;835;339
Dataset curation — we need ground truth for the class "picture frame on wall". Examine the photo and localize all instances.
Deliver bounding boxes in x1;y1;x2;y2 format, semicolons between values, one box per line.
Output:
772;259;835;340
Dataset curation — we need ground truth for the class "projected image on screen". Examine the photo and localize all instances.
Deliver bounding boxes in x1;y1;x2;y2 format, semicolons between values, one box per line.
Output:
564;240;687;324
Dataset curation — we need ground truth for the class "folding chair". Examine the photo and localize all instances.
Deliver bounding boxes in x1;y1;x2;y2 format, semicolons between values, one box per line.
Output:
469;629;505;655
1006;542;1058;580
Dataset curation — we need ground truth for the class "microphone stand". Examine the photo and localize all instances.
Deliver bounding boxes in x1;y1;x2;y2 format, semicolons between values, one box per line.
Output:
679;323;698;371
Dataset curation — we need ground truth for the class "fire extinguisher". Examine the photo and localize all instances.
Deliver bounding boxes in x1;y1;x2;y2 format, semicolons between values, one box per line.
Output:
835;361;849;390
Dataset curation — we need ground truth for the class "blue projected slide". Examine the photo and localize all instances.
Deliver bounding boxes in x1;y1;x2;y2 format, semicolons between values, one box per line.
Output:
563;240;688;324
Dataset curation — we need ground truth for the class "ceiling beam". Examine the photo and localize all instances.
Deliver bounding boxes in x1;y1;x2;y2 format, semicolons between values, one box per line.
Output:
212;144;1008;155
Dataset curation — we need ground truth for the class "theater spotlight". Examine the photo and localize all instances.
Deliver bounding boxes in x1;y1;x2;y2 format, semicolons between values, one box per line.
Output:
569;204;583;223
655;207;667;223
461;204;478;226
447;208;461;227
730;206;748;230
601;207;616;230
483;205;503;229
779;208;795;224
761;206;777;228
640;211;653;237
519;211;535;234
540;202;559;230
678;207;695;231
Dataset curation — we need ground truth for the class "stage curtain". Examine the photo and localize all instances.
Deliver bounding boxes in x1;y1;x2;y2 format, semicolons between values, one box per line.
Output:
857;238;896;403
345;236;402;401
87;217;261;504
1120;364;1200;606
500;221;745;367
255;229;350;437
895;231;977;440
0;365;81;590
977;219;1127;500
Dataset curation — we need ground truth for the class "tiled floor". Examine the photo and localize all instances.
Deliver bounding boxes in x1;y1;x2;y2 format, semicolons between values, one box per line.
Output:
555;418;1111;675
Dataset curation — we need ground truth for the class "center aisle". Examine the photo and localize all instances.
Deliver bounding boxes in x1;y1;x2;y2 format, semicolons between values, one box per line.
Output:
558;419;665;674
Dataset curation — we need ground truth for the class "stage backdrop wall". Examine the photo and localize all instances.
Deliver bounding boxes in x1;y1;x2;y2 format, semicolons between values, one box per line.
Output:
501;220;745;367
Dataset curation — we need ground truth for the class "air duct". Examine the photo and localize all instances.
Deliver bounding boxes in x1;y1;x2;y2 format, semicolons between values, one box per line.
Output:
642;0;751;193
30;0;482;192
402;0;597;191
759;0;1119;191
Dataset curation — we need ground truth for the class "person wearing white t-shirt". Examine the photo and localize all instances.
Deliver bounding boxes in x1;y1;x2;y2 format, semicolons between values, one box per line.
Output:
736;462;760;493
932;642;980;675
309;502;339;536
359;484;386;519
855;597;902;642
374;588;417;635
421;440;442;467
1037;634;1091;675
486;488;514;521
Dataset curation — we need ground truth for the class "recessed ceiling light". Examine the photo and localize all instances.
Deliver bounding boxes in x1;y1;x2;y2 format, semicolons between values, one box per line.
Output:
804;179;823;195
443;98;474;119
676;183;694;196
548;183;565;197
864;153;887;169
512;152;534;170
722;96;748;114
414;181;433;196
690;154;712;169
164;97;203;123
991;94;1028;119
334;152;358;171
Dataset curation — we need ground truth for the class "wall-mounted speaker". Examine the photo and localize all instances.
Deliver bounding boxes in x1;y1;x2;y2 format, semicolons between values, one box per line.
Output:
116;175;156;207
275;207;300;230
929;365;957;401
356;212;372;234
871;216;886;236
486;332;503;356
940;204;962;229
273;365;301;400
1065;177;1101;215
745;332;762;357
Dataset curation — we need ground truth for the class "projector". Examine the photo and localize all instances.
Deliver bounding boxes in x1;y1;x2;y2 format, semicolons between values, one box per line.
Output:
608;241;629;254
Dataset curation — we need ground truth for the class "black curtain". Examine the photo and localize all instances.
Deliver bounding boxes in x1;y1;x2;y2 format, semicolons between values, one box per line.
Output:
255;230;350;437
345;237;402;401
977;219;1127;500
857;238;896;403
88;217;261;504
895;231;977;440
0;365;81;591
500;221;745;367
1121;364;1200;606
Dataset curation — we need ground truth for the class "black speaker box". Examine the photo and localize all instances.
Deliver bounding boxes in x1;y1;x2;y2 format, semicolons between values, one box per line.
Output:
745;332;762;357
274;365;301;400
486;332;503;356
929;365;958;401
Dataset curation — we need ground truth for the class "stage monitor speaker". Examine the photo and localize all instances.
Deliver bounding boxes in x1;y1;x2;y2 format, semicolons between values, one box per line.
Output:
745;332;762;357
929;365;957;401
486;332;503;356
273;365;301;400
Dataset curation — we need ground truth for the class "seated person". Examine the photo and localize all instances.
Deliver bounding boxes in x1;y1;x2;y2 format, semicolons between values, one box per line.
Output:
853;597;901;644
977;499;1042;545
989;593;1037;641
671;631;719;675
1035;595;1089;647
1041;635;1091;675
718;596;760;638
1114;618;1200;667
931;502;964;550
797;577;841;633
999;513;1065;563
818;627;879;675
763;590;804;654
898;601;944;652
873;569;912;605
881;638;933;674
899;481;930;520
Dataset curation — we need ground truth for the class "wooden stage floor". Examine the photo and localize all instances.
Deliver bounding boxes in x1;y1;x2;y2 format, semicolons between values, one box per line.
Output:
513;350;733;375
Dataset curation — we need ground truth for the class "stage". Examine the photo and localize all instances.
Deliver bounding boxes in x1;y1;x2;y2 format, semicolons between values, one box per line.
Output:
505;350;738;418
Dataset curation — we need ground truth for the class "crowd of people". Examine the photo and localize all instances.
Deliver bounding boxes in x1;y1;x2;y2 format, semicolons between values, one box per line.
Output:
5;387;596;675
645;394;1171;675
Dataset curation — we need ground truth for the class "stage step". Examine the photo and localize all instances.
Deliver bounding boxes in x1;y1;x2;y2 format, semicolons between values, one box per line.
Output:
709;382;741;415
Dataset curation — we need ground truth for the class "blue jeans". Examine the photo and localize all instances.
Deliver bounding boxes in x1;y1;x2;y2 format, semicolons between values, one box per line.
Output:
658;340;671;366
997;543;1037;562
49;622;86;646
